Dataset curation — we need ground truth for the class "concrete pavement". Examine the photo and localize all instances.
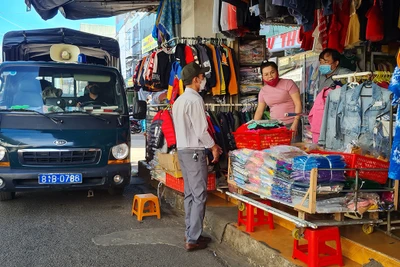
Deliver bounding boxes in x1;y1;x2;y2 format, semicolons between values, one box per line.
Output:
0;185;248;267
0;135;250;267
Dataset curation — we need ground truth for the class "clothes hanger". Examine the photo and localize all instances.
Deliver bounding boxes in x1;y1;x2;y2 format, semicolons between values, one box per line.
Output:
348;73;359;89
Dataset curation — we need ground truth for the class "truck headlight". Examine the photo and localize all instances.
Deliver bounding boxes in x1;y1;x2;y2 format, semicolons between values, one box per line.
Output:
0;147;6;161
111;143;129;160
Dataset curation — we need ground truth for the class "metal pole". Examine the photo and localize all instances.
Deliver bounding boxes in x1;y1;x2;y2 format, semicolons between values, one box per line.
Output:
226;191;318;229
354;169;359;214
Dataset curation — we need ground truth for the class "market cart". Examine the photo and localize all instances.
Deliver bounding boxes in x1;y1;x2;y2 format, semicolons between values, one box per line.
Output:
226;151;399;238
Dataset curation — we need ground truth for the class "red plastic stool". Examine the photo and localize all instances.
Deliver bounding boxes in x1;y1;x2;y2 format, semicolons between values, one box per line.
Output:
238;199;274;232
292;227;343;267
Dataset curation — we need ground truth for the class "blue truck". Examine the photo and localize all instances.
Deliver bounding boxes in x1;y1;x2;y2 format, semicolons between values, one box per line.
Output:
0;28;133;200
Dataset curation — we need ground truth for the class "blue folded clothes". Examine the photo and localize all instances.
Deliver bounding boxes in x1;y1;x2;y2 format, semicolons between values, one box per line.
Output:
292;155;346;171
291;155;346;183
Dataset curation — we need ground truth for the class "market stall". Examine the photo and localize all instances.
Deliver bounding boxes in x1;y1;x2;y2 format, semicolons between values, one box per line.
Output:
225;106;399;239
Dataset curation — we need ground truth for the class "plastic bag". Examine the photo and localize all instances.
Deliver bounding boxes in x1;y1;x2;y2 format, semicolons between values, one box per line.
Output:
264;145;308;163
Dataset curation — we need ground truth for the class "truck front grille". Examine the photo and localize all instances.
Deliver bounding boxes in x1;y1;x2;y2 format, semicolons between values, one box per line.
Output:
18;149;101;166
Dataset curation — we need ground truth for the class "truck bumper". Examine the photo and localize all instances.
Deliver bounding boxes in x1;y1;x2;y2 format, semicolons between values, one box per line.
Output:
0;164;131;192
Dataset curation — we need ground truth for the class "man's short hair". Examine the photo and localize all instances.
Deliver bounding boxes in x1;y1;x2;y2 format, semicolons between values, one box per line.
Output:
319;48;341;63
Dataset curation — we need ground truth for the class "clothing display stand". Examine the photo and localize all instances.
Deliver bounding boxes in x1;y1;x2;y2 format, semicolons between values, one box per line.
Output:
320;74;400;240
226;155;397;237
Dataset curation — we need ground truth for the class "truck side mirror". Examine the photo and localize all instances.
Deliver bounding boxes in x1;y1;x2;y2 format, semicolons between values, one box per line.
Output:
131;99;147;120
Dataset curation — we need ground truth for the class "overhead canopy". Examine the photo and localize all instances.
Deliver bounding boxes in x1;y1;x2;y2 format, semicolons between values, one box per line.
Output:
25;0;160;20
3;28;120;64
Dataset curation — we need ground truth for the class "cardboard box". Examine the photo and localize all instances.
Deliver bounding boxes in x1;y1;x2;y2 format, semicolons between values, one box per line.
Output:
157;152;182;178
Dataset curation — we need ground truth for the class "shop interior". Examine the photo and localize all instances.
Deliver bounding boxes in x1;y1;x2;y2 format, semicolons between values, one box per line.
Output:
132;0;400;266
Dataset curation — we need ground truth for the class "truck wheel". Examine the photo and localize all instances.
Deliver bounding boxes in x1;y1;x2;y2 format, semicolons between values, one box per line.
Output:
0;192;15;201
108;187;125;196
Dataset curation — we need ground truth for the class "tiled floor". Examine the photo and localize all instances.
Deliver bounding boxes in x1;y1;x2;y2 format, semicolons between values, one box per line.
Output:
207;192;400;266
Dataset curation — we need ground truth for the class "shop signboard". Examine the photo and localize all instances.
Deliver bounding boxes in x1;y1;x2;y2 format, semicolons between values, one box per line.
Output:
267;29;301;52
141;34;157;55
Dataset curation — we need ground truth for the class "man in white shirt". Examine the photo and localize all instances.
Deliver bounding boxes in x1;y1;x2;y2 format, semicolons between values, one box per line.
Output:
172;62;222;252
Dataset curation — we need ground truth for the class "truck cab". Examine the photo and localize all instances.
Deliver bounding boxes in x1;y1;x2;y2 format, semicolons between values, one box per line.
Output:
0;28;131;200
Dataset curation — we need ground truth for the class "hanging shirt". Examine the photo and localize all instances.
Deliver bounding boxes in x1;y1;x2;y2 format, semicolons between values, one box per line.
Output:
213;0;221;33
220;2;230;31
222;44;239;95
208;44;221;96
345;0;361;48
227;3;238;30
309;87;333;143
366;0;384;42
204;44;217;88
327;13;342;52
184;45;195;65
258;78;299;124
145;51;157;82
337;0;351;52
153;49;175;90
312;9;328;52
175;43;187;67
215;46;226;95
167;61;184;101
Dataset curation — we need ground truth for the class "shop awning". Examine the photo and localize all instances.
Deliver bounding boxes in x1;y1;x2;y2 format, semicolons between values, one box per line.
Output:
25;0;160;20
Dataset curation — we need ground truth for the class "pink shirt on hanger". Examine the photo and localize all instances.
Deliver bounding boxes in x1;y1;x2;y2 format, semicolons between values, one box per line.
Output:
309;87;333;143
258;78;299;125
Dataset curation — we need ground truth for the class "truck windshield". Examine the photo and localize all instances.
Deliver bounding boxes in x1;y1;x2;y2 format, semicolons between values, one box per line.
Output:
0;65;125;114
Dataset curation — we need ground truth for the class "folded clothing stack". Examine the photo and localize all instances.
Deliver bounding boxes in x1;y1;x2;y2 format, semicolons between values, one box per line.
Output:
230;148;254;165
291;155;346;183
267;146;308;204
271;177;293;203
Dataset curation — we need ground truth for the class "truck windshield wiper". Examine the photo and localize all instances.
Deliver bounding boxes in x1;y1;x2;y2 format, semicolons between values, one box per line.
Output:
0;109;63;124
60;110;111;124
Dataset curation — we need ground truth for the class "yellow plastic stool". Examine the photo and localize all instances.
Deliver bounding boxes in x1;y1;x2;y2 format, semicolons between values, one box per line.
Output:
131;193;161;221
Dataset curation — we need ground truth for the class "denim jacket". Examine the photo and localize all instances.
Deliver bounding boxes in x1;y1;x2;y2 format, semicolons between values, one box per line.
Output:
339;83;392;150
319;83;392;151
318;87;345;150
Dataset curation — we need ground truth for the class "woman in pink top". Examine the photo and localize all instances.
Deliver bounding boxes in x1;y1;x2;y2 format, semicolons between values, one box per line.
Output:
254;61;302;139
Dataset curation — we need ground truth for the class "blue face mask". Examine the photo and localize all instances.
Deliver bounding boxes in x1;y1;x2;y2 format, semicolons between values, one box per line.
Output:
319;65;332;75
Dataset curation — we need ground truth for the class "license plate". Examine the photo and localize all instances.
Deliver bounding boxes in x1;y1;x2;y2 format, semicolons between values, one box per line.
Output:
38;173;83;184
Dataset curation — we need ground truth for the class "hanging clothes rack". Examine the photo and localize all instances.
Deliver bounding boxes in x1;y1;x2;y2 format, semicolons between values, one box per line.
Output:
331;72;400;239
332;71;374;82
332;71;393;83
161;36;228;47
204;103;257;112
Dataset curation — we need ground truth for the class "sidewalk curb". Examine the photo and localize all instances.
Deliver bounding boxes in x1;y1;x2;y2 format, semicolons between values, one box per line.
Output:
159;187;297;267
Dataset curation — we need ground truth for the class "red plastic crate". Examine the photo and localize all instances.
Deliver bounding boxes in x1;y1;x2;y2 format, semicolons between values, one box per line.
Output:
233;127;292;150
310;150;389;184
352;154;389;184
165;172;216;193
